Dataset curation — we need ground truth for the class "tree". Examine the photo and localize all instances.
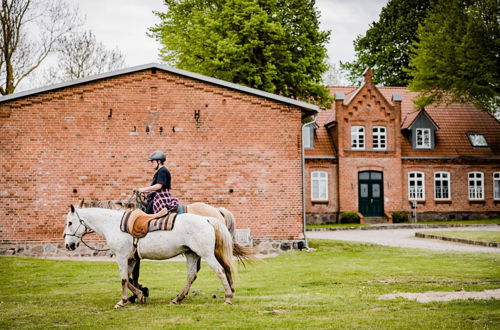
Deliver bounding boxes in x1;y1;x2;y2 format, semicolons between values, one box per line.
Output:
322;62;344;86
149;0;331;108
47;30;126;82
408;0;500;114
0;0;80;95
340;0;432;86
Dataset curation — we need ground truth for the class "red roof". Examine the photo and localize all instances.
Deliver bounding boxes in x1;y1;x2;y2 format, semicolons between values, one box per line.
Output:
305;86;500;158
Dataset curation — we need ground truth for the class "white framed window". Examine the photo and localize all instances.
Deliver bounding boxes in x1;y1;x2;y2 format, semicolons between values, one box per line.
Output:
351;126;365;150
302;125;313;149
373;126;387;150
416;128;431;149
434;172;451;200
493;172;500;200
468;172;484;200
408;171;425;200
311;171;328;201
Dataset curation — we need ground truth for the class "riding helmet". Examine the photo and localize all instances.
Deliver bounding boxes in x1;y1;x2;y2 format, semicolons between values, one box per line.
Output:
148;150;166;162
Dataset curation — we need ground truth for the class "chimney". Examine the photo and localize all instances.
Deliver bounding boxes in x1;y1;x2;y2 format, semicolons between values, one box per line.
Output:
362;67;373;84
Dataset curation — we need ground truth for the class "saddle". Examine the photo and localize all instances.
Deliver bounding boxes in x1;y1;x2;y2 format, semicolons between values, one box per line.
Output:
120;208;177;239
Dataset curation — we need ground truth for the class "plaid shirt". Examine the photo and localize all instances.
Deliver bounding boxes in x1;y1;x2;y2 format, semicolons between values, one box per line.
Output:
152;188;179;213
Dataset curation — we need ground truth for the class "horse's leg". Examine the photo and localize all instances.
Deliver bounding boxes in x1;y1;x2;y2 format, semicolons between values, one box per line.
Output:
114;258;131;308
126;259;146;303
203;255;234;305
114;258;143;308
171;252;201;305
128;260;149;303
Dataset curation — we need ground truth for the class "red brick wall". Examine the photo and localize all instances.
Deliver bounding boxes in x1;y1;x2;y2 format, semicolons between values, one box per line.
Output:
335;79;403;215
402;161;500;214
305;159;338;216
0;69;306;243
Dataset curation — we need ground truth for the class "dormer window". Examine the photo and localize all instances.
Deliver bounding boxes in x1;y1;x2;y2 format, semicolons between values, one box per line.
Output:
467;133;488;147
402;109;439;150
415;128;431;149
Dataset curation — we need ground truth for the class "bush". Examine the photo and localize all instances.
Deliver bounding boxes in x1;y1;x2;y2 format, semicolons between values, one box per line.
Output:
340;211;360;224
392;210;408;223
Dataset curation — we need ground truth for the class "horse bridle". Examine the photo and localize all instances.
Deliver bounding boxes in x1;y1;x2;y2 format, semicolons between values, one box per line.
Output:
63;209;110;252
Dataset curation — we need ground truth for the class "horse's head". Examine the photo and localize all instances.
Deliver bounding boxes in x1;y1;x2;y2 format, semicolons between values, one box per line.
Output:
63;205;86;250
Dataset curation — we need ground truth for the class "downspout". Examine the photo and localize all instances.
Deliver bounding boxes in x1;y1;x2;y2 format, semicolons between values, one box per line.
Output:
301;113;319;250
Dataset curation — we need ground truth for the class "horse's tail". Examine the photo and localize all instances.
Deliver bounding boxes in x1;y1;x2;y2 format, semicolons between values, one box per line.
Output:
206;217;237;277
217;207;235;237
218;207;256;264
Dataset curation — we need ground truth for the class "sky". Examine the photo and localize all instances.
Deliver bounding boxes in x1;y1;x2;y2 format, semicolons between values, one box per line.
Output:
72;0;388;69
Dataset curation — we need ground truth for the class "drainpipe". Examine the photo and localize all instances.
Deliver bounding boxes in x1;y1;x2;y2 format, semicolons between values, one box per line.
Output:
301;113;319;250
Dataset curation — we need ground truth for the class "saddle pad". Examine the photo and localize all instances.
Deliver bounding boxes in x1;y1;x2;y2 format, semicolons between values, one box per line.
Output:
120;211;178;238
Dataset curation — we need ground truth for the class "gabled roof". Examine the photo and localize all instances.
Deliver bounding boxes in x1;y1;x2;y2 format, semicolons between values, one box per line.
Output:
0;63;319;113
305;86;500;159
401;108;440;130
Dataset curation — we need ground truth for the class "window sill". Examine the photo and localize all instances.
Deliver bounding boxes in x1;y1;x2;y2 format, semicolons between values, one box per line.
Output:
409;200;426;205
468;200;486;204
435;200;452;204
312;200;329;204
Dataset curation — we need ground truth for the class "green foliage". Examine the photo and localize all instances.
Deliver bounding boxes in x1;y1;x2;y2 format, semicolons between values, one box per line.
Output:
149;0;332;108
341;0;433;86
1;244;499;328
340;211;360;224
408;0;500;114
391;210;408;223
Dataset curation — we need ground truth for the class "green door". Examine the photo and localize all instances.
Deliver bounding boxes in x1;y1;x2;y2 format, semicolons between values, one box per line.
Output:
358;171;384;217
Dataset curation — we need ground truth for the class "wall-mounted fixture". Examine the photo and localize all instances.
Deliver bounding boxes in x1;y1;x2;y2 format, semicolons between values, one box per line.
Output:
108;108;113;119
159;127;163;135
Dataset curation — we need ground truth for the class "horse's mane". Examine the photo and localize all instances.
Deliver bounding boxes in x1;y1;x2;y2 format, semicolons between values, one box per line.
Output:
82;200;135;211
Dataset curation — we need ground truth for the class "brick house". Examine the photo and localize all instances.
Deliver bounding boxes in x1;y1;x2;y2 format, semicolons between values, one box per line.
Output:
305;69;500;224
0;63;318;254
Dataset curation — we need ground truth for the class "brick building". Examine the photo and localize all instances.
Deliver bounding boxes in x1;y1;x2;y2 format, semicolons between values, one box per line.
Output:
305;69;500;224
0;63;318;254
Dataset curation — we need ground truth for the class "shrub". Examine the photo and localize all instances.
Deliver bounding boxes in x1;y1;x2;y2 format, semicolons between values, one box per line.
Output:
392;210;408;223
340;211;360;224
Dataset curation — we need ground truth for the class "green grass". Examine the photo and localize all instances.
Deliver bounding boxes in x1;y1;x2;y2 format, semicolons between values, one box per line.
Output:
1;240;499;329
307;218;500;230
424;231;500;243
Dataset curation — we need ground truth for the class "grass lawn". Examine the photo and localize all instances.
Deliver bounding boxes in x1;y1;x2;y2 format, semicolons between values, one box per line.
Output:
307;218;500;230
1;240;499;329
423;231;500;243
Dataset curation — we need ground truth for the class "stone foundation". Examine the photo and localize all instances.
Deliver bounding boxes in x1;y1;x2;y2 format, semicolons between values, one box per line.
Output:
306;213;338;225
1;239;308;258
0;241;113;258
413;211;500;222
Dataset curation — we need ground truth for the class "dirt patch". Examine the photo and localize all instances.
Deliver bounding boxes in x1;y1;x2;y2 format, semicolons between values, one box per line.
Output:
379;289;500;303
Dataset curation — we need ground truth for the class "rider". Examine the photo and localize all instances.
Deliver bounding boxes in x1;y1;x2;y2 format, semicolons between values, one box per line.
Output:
135;151;179;214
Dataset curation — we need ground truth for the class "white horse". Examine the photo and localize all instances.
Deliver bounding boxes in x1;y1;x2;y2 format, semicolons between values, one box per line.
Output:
63;205;236;307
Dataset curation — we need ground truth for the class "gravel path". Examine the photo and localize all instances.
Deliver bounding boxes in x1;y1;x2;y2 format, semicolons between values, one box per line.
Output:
306;226;500;253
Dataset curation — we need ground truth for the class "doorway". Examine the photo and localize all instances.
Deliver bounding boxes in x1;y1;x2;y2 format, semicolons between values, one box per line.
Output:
358;171;384;217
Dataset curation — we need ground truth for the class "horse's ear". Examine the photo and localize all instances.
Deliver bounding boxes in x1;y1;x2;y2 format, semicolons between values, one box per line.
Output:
70;205;75;213
78;199;84;208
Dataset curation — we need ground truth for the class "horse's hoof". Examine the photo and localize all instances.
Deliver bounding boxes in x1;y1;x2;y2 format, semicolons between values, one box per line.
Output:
128;295;137;303
141;287;150;298
224;299;233;305
170;299;179;305
138;294;146;304
114;301;128;308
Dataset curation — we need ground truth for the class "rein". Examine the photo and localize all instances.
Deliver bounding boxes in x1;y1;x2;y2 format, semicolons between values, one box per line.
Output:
65;209;111;252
